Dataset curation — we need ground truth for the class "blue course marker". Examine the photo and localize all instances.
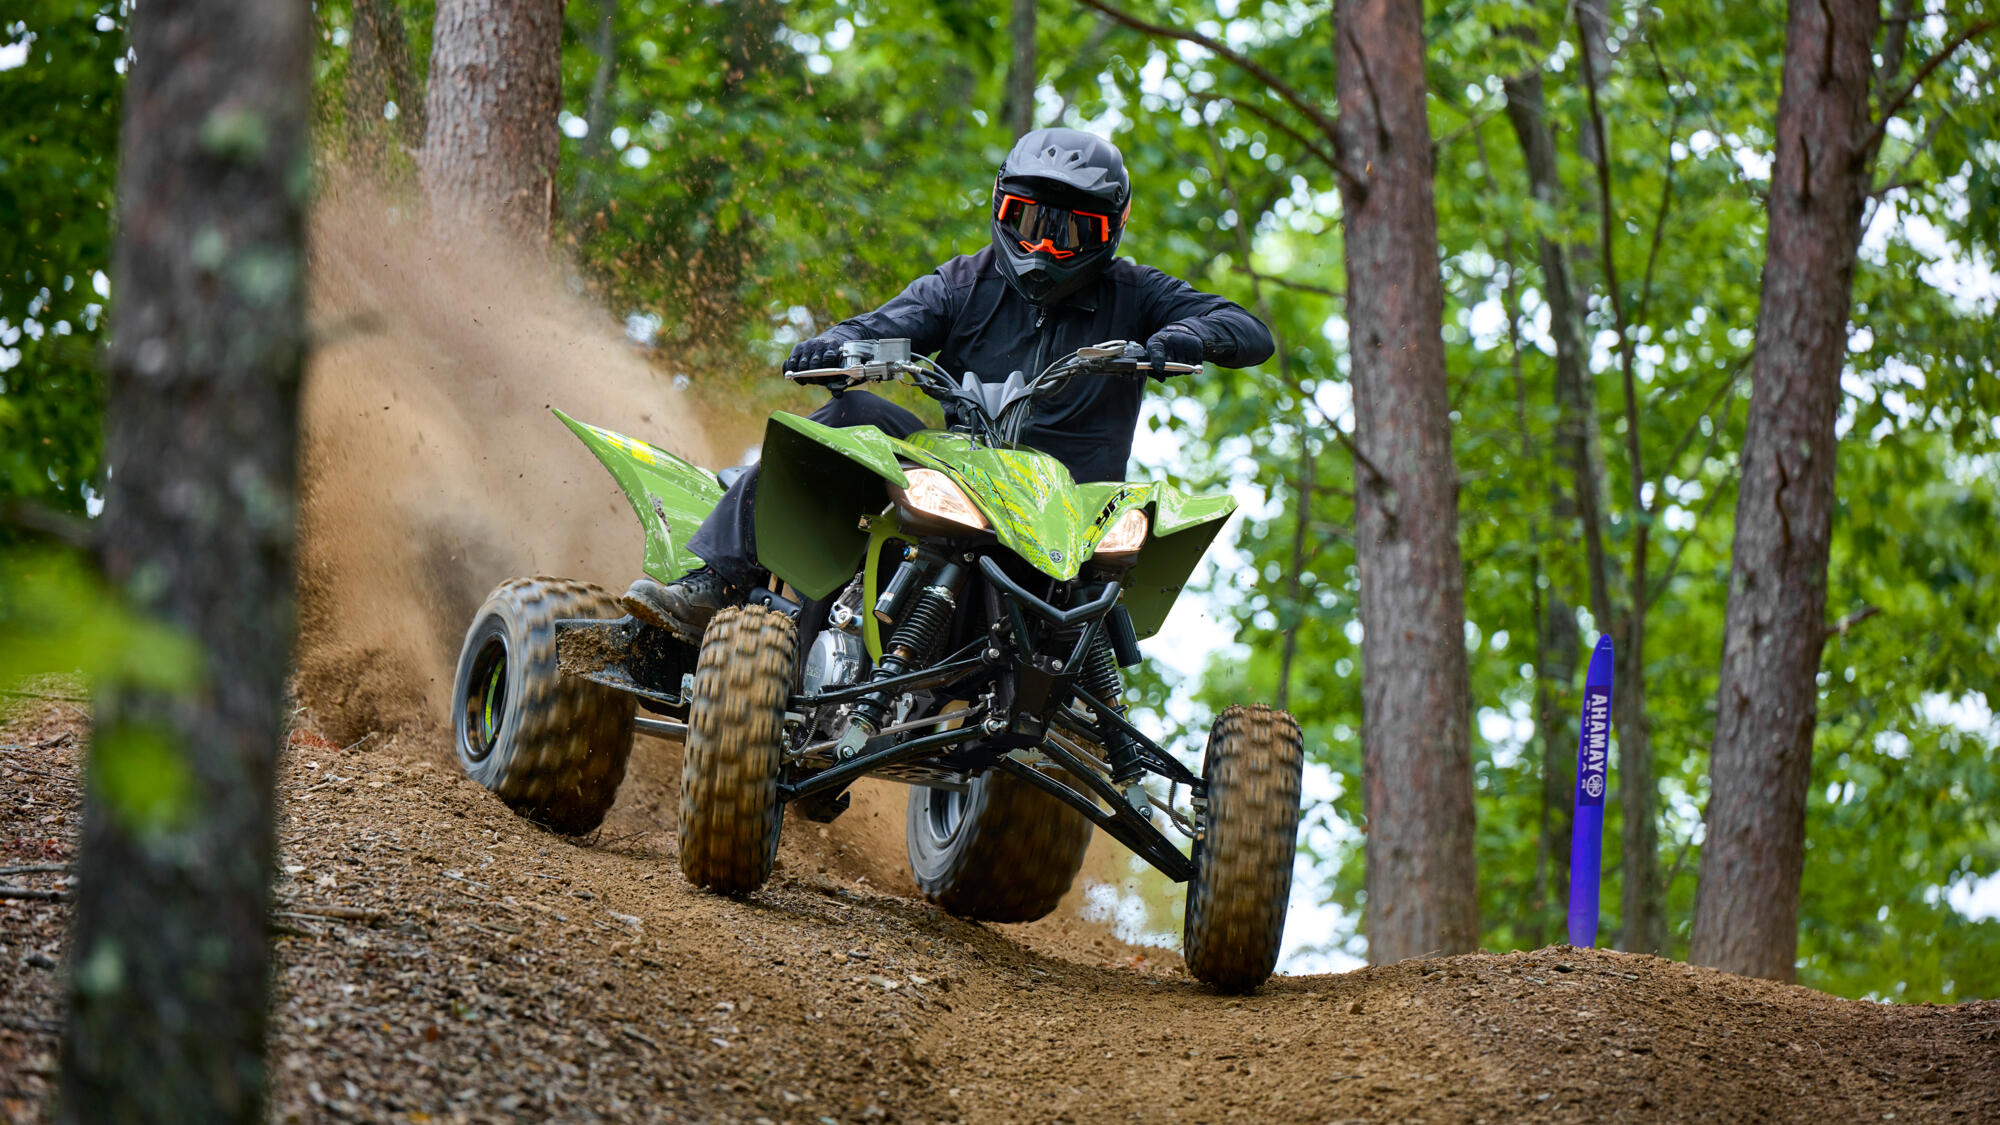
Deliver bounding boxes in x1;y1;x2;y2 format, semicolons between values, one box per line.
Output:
1568;635;1615;948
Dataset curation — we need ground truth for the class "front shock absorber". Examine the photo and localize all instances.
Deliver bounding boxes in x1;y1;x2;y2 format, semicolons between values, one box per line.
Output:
846;561;967;741
1079;630;1147;784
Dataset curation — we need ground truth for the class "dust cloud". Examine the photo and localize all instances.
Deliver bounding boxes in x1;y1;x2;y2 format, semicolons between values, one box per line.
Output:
294;178;720;743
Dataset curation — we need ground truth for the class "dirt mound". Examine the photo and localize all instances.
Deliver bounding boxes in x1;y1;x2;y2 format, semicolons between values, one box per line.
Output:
6;704;1997;1124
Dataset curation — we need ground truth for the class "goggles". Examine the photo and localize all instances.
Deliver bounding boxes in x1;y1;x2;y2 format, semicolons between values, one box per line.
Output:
995;193;1119;258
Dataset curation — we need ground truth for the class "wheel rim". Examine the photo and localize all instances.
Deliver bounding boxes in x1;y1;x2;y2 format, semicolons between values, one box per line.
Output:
925;786;967;846
461;634;508;762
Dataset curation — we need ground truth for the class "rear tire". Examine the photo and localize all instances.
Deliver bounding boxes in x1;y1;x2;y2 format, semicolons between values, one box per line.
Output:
679;605;796;893
1183;705;1304;992
451;577;636;835
906;768;1093;923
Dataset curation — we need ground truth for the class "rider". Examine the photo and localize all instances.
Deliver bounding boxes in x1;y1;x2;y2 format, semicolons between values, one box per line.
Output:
623;126;1274;636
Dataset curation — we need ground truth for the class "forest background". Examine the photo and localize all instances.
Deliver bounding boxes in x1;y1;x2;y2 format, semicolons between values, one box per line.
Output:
4;0;1997;1003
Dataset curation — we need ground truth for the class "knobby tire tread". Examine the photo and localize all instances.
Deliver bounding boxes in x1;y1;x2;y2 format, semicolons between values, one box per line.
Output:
909;769;1093;924
679;605;796;893
459;577;636;836
1184;704;1304;992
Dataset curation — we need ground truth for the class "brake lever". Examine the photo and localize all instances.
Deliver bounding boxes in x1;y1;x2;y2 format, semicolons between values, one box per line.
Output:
786;364;876;387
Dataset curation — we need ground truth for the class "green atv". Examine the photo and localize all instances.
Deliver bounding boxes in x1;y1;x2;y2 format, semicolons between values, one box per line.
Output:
450;339;1306;990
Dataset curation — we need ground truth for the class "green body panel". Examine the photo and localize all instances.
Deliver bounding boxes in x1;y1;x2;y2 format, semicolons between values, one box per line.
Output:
755;412;913;599
751;414;1235;634
554;409;721;582
558;402;1236;635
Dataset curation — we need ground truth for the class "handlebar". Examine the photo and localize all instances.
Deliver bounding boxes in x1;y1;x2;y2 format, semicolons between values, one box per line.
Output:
786;339;1197;386
784;338;1198;446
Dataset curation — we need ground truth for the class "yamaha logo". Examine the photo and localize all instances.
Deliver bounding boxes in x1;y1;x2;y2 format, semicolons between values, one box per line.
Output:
1048;549;1064;563
1583;774;1605;799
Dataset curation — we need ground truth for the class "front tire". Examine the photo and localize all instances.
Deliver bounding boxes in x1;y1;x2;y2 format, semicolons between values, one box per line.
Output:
678;605;796;893
906;769;1093;923
451;577;637;835
1183;705;1304;992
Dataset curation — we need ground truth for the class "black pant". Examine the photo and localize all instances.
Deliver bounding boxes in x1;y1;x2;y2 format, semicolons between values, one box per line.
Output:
688;390;928;587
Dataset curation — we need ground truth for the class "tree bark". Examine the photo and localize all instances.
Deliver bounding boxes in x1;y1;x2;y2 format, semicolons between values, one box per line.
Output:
1008;0;1038;137
57;0;309;1119
345;0;424;158
1336;0;1480;964
1691;0;1879;982
419;0;563;245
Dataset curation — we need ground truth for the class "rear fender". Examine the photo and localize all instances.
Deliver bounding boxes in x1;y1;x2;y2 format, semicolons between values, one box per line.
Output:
554;409;722;582
754;412;911;600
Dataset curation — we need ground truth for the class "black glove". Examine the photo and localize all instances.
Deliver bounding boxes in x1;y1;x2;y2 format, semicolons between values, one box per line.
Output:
1144;325;1204;377
784;335;848;374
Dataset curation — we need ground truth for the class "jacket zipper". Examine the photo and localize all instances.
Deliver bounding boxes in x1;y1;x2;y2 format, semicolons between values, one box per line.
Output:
1029;307;1050;382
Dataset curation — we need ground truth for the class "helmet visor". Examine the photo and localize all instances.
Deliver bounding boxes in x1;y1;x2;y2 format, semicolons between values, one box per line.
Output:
995;193;1114;258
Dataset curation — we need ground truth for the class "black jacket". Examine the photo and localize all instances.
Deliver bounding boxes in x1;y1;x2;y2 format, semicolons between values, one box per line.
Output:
817;247;1273;483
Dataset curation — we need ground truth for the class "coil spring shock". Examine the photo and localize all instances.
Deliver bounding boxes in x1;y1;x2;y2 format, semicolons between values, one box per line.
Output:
886;588;953;667
850;561;965;732
1077;629;1146;784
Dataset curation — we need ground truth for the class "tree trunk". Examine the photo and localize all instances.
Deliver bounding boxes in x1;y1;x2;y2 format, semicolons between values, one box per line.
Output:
419;0;562;244
1500;64;1613;631
1496;238;1576;949
1691;0;1878;982
1501;49;1604;953
1008;0;1038;137
345;0;424;158
57;0;309;1120
1336;0;1480;964
1537;593;1581;944
1570;5;1668;956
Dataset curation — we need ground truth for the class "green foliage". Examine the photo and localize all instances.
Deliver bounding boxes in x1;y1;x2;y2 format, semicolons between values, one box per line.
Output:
0;2;122;518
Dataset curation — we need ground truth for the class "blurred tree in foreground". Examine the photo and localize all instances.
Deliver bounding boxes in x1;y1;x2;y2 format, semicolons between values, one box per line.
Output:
54;0;309;1120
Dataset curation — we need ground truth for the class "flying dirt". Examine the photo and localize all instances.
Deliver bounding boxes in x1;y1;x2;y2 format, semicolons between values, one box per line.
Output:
2;186;1996;1123
294;179;725;742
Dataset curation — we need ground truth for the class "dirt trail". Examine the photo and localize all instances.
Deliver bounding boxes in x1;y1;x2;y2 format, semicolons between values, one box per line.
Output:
4;704;1998;1124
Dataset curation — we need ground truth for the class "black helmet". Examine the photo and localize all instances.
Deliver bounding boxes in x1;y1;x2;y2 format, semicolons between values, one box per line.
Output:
991;128;1131;306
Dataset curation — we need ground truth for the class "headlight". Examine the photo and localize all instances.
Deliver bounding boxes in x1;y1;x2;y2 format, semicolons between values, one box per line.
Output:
890;468;987;531
1095;507;1148;555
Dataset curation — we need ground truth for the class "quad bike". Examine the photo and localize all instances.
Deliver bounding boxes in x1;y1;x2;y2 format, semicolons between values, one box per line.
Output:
449;338;1306;990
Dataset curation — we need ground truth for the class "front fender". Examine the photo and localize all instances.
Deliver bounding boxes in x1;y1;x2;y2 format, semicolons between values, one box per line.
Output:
754;412;911;599
1121;488;1235;639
